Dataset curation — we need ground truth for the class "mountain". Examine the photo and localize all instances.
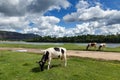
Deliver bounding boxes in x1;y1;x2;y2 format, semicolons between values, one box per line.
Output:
0;31;39;40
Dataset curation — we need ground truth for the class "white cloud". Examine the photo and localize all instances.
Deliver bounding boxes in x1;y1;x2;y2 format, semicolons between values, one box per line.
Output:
63;0;120;36
0;0;70;16
0;0;71;37
0;14;30;32
28;16;60;30
21;15;66;37
0;17;19;24
76;0;89;9
0;0;120;37
63;5;107;22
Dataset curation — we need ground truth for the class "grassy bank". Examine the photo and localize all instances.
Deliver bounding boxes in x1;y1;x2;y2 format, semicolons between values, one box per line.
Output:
0;43;85;49
0;43;120;52
0;51;120;80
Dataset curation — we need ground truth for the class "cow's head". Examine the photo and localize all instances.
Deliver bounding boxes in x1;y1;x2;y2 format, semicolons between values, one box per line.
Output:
37;51;49;71
37;61;45;71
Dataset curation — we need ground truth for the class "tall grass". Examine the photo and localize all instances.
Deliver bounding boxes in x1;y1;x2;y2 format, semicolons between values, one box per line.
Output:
0;51;120;80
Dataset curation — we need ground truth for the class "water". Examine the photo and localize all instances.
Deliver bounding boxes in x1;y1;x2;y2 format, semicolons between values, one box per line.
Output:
0;41;64;45
0;41;120;48
74;43;120;48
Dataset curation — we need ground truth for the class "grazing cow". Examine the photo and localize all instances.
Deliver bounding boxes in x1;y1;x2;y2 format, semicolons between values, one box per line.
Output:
37;47;67;71
86;42;97;50
98;43;106;50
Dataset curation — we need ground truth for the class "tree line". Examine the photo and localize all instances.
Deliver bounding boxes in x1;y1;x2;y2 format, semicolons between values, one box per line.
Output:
26;34;120;43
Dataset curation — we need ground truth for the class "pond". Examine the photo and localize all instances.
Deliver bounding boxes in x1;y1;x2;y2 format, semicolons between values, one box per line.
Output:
74;43;120;48
0;41;120;48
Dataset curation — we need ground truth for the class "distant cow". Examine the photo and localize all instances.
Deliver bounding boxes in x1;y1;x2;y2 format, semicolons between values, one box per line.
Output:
37;47;67;71
86;42;97;50
98;43;106;50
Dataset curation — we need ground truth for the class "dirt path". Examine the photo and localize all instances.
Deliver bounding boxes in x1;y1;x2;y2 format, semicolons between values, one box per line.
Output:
0;47;120;61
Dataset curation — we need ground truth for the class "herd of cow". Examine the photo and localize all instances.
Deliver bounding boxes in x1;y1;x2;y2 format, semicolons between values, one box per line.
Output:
37;42;106;71
86;42;106;51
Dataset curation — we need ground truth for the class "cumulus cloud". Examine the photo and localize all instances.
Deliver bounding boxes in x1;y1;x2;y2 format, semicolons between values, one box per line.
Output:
0;0;70;16
0;0;120;37
0;16;29;32
76;0;89;9
0;0;70;37
0;0;28;16
63;0;120;36
64;4;108;22
27;0;70;14
22;16;65;37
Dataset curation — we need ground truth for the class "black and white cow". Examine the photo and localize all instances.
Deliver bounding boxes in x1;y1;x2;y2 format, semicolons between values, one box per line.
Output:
37;47;67;71
98;43;106;50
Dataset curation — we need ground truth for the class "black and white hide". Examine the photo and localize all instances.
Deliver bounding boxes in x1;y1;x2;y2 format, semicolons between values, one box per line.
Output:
37;47;67;71
98;43;106;50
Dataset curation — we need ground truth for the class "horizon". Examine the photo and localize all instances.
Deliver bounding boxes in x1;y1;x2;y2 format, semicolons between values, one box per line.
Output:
0;0;120;37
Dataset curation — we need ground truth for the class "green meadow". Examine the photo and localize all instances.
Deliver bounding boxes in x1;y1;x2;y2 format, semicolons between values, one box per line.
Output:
0;51;120;80
0;43;120;80
0;43;120;52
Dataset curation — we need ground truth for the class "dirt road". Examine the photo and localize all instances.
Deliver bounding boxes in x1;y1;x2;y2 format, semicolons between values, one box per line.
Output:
0;47;120;61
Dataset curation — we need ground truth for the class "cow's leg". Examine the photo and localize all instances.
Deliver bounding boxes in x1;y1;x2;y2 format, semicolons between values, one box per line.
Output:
86;45;89;50
47;57;51;70
94;45;97;49
64;54;67;67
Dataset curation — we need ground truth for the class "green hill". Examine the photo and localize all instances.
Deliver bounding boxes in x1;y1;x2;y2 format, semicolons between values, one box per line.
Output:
0;31;39;40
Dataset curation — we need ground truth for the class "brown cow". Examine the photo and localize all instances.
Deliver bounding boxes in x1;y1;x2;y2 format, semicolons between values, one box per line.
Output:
86;42;97;50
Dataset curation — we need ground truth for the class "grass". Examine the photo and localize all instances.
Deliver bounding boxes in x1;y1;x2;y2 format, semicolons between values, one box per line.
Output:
0;43;120;52
0;51;120;80
103;47;120;52
0;43;85;50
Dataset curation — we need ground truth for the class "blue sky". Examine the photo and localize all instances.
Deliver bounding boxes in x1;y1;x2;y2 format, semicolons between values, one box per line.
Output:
33;0;120;31
100;0;120;10
0;0;120;37
44;0;78;28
